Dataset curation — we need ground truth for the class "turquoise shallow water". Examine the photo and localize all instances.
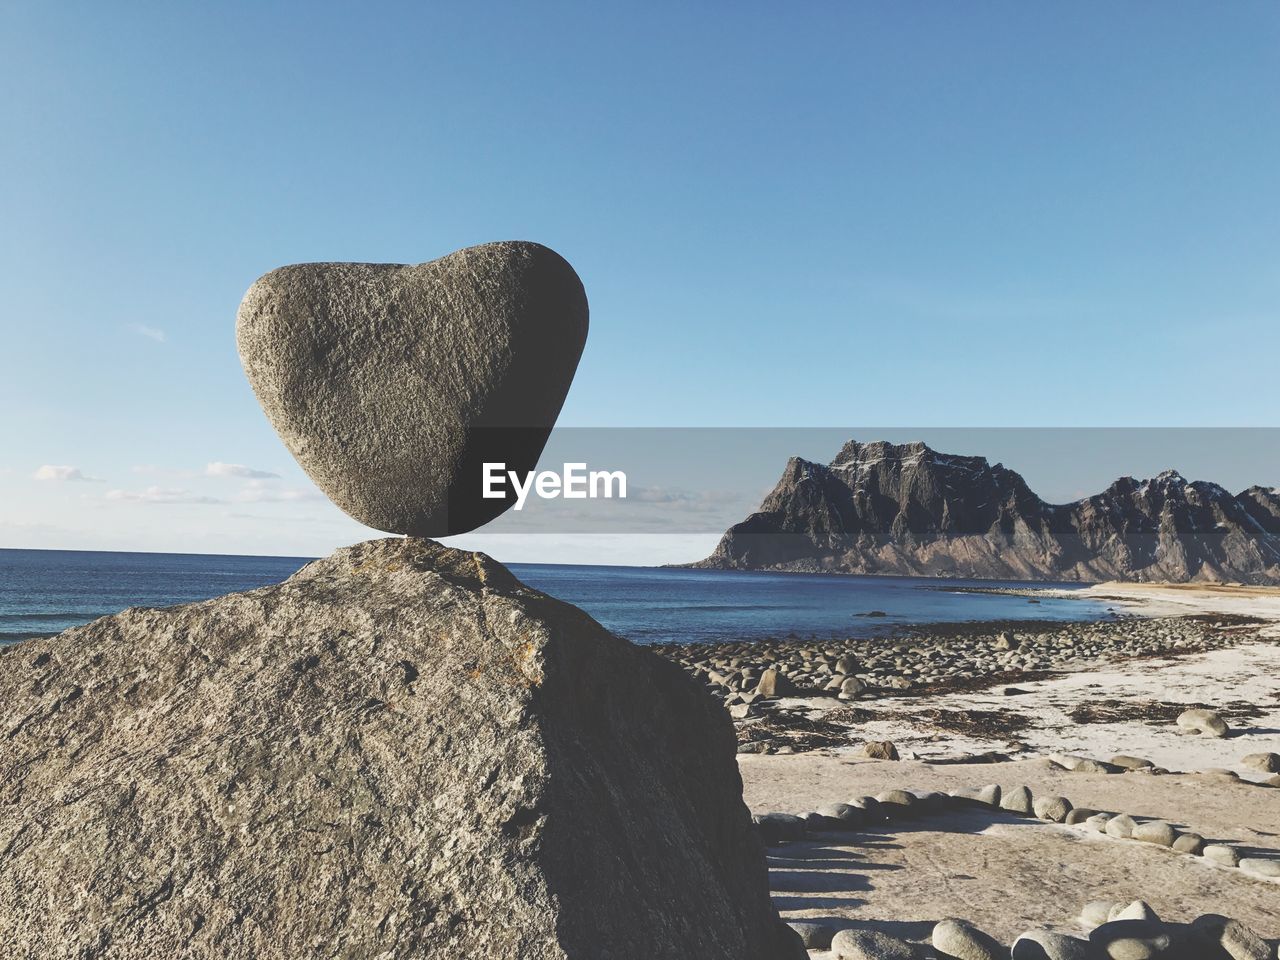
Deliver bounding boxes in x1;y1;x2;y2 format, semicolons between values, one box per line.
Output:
0;547;1115;646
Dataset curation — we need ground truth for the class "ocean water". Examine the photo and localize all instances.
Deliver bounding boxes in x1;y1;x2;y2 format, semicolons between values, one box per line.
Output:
0;548;1116;647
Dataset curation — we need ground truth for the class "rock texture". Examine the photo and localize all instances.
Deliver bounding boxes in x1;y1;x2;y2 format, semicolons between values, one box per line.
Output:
689;440;1280;583
237;241;589;537
0;538;788;959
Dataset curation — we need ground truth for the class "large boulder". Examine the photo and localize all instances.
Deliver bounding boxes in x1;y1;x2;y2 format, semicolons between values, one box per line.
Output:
237;241;589;537
0;538;789;959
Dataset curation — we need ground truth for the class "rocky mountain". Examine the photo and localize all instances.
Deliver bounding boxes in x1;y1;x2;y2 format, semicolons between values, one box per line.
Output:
689;440;1280;583
0;538;796;959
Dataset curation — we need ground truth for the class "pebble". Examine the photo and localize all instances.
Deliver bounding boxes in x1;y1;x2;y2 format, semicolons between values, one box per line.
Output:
1132;821;1177;847
1080;901;1119;929
1011;930;1093;960
662;616;1249;713
875;790;916;815
831;927;924;959
975;784;1002;807
1110;755;1154;770
753;812;806;844
1109;901;1158;922
1084;813;1112;833
862;740;900;761
1176;707;1230;738
1191;914;1272;960
1238;857;1280;879
816;803;864;828
1000;786;1034;816
787;920;836;949
1088;919;1177;959
931;918;1006;960
1064;807;1099;826
1203;844;1243;867
1033;795;1072;822
1240;752;1280;773
1105;814;1136;839
1171;832;1204;855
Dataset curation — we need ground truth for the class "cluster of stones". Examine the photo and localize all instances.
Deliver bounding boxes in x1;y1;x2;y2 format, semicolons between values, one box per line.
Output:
656;616;1253;711
757;786;1280;957
808;912;1276;959
1043;743;1280;788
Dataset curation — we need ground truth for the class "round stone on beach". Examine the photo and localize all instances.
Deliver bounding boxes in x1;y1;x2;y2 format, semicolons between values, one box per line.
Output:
975;784;1002;807
1190;915;1272;960
1032;795;1072;822
932;918;1005;960
753;812;806;844
756;667;799;698
1105;814;1136;839
831;927;924;959
861;740;900;760
849;798;890;824
1238;857;1280;879
1012;930;1093;960
816;803;864;828
1000;785;1033;815
1176;708;1229;737
1171;832;1204;855
875;789;915;815
1080;901;1119;929
1064;807;1099;826
1132;821;1177;847
839;676;866;698
1240;752;1280;773
1203;844;1243;867
1088;919;1177;959
1110;755;1154;770
236;241;589;537
1084;813;1112;833
787;920;836;949
1109;901;1158;923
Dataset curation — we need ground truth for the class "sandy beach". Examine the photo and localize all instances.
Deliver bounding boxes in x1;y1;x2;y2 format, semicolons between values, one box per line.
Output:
731;581;1280;953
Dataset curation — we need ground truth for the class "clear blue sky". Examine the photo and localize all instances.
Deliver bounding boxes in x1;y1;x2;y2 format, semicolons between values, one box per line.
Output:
1;2;1277;557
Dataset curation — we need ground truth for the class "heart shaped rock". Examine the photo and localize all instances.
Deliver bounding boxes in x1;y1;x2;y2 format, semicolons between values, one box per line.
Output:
236;241;588;536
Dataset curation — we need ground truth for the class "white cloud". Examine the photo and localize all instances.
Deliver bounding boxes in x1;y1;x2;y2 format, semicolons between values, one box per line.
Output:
234;485;323;503
34;465;102;482
105;486;224;505
206;462;281;480
128;323;166;342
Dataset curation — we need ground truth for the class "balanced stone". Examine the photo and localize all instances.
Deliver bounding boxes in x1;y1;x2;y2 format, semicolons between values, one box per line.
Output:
237;241;589;537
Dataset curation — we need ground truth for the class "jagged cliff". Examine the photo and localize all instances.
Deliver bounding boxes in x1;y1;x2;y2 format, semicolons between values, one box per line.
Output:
689;440;1280;583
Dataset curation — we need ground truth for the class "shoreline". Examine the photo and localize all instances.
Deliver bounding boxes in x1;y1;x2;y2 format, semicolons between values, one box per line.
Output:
650;586;1280;770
